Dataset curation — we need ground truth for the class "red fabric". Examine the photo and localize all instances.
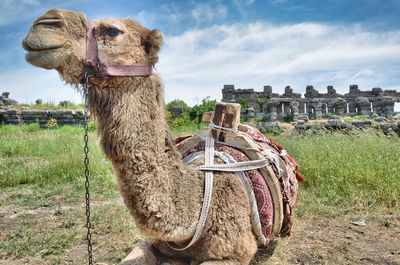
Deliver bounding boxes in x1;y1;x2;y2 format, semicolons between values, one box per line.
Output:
176;125;303;241
241;124;304;183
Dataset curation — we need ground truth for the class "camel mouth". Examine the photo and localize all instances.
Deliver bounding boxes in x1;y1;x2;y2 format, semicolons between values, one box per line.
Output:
23;41;64;52
25;45;64;52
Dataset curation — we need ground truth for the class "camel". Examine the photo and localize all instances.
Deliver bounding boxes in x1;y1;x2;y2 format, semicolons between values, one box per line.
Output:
23;9;298;265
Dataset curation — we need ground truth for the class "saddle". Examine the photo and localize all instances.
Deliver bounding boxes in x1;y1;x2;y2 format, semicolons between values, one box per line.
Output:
173;102;303;247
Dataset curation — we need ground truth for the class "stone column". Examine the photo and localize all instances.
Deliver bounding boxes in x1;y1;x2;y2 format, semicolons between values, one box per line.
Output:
314;102;323;119
355;97;371;116
381;96;395;118
372;100;382;116
290;101;299;122
298;101;305;114
334;98;347;115
269;107;277;122
267;99;279;122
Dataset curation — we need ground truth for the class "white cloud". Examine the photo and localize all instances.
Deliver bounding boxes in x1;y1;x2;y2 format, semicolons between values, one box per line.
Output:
0;0;86;26
6;22;400;107
190;4;227;22
271;0;287;4
0;0;41;26
158;22;400;105
160;4;183;24
22;0;40;5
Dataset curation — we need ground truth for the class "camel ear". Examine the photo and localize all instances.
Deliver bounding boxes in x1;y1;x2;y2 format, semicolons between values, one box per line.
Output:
144;29;163;65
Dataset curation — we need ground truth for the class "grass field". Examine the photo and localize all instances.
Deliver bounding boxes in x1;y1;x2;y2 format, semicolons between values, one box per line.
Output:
0;124;399;264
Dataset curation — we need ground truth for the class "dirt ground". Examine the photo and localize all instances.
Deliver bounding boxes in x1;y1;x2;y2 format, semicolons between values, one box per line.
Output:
253;213;400;265
0;199;399;265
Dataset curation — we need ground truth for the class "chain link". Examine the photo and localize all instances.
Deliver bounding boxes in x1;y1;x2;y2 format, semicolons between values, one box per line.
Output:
82;73;94;265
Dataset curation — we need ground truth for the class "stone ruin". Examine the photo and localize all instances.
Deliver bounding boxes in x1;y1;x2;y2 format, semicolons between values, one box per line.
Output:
222;84;400;121
0;92;85;127
0;91;18;107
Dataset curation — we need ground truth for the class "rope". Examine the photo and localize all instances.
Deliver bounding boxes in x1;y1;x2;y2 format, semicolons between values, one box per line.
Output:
209;121;238;133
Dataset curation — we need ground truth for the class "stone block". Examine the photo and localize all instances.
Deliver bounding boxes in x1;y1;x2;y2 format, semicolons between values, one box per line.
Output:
257;122;278;132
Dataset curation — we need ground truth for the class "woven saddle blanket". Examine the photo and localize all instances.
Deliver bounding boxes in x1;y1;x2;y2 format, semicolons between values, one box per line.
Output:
175;124;304;245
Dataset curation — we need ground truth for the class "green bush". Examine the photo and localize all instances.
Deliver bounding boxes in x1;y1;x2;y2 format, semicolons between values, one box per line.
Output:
166;99;190;113
283;115;293;123
189;97;216;123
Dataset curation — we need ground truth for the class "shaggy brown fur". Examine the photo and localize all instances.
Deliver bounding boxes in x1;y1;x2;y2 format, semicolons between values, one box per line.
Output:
23;9;259;264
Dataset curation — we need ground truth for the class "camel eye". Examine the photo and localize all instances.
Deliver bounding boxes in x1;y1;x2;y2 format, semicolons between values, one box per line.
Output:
102;27;123;37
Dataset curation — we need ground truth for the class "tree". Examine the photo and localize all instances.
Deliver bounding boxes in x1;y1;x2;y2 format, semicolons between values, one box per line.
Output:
189;97;216;123
166;99;190;113
238;97;249;111
256;97;267;113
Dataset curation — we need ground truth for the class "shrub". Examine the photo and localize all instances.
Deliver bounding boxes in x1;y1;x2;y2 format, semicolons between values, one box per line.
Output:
46;118;58;129
283;115;293;123
166;99;190;113
189;97;216;123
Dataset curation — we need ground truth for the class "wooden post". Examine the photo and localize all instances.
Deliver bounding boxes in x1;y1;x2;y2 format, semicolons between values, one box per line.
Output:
211;102;241;141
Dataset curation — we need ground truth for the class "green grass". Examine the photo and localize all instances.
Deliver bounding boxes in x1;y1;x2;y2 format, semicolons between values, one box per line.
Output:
1;123;399;213
0;204;139;264
169;122;207;136
0;123;399;263
269;131;400;216
342;115;371;124
0;124;117;207
19;102;84;110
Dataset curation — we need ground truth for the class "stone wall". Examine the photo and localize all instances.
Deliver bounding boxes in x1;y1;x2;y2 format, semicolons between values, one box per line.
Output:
0;110;85;127
222;84;400;121
0;91;86;127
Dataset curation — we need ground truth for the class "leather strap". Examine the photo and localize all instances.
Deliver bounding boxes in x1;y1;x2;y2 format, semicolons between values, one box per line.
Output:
85;20;152;77
197;158;270;172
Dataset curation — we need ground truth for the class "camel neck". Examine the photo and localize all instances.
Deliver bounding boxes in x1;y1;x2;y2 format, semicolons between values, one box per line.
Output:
87;75;202;241
88;76;168;162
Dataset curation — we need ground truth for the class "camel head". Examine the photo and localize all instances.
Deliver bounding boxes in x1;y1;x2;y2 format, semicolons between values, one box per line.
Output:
23;9;163;84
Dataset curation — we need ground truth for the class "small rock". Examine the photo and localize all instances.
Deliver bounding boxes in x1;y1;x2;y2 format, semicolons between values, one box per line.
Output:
350;218;366;226
370;112;379;119
296;120;305;125
375;116;387;122
53;209;63;216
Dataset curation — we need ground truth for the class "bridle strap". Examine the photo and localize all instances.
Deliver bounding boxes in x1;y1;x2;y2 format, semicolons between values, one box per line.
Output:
85;20;152;77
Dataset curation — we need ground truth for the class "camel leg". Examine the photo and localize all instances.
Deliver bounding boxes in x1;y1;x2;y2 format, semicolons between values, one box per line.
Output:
119;241;157;265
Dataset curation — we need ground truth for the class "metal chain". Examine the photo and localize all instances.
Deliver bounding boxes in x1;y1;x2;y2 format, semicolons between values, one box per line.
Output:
82;73;94;265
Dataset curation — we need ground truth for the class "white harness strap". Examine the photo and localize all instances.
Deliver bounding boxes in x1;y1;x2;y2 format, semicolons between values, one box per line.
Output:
167;137;215;251
197;158;270;172
168;135;270;250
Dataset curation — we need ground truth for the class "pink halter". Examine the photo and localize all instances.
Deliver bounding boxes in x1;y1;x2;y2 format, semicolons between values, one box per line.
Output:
85;21;153;77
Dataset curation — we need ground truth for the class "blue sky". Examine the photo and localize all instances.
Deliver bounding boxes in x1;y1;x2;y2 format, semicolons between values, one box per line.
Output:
1;0;400;106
